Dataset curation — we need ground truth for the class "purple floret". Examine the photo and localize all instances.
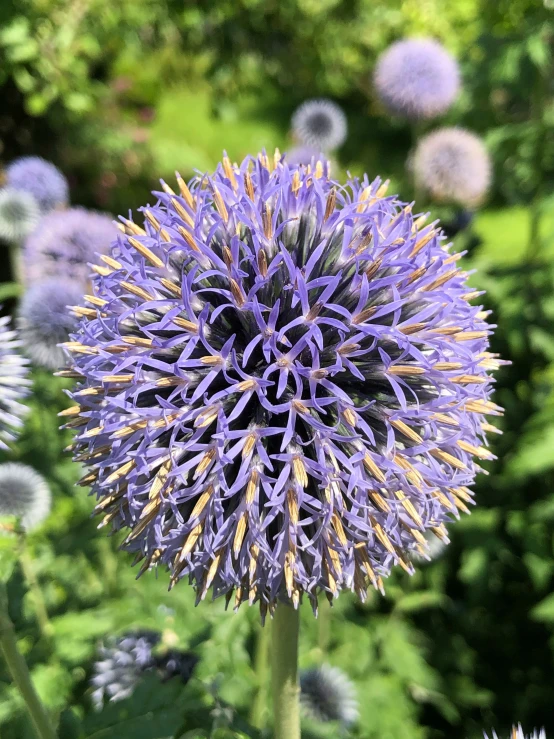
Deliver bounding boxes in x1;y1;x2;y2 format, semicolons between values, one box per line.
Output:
63;151;504;616
6;157;69;213
23;207;118;287
374;38;460;120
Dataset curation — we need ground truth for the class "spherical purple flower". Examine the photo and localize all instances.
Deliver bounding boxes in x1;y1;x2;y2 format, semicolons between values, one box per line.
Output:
291;100;347;151
413;128;491;207
374;38;460;120
300;664;359;727
0;314;31;449
23;207;118;287
18;279;83;370
6;157;69;214
63;151;504;615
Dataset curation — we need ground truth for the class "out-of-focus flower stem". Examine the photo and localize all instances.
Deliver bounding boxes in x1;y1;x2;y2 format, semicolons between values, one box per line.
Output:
0;582;57;739
272;604;301;739
249;619;270;730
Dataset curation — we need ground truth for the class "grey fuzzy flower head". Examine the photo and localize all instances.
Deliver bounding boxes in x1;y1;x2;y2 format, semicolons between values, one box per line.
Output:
23;207;118;287
374;38;460;120
0;314;31;449
291;99;347;151
0;463;51;531
0;188;40;243
300;664;359;727
485;726;546;739
18;279;83;370
91;631;160;710
414;128;492;207
63;151;505;617
6;157;69;214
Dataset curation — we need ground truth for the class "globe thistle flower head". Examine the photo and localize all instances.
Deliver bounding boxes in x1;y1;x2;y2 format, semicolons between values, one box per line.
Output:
291;99;347;151
18;279;84;371
6;157;69;213
300;664;359;727
413;128;491;207
0;463;51;531
0;188;40;243
374;38;460;120
63;150;504;616
91;631;159;709
23;207;118;287
285;146;325;169
0;315;31;449
484;727;546;739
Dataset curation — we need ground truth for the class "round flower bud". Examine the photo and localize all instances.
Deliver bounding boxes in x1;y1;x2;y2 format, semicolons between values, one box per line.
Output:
0;188;40;243
300;664;359;727
413;127;491;207
291;99;347;151
0;463;51;531
23;207;117;287
6;157;69;213
18;279;83;370
374;38;460;120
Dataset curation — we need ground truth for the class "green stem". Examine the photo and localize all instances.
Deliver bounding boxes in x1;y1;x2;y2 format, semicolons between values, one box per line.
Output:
411;120;425;208
271;604;300;739
9;240;23;285
19;544;53;642
526;65;548;261
249;620;270;730
0;584;57;739
317;601;331;655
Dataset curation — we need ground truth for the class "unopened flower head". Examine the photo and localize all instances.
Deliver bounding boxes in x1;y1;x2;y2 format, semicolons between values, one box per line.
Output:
0;188;40;243
6;157;69;213
291;100;347;151
23;207;117;287
300;664;359;727
0;315;31;449
374;38;460;120
485;726;546;739
91;631;159;709
0;463;51;531
18;279;83;370
414;128;491;207
64;151;504;615
91;631;197;709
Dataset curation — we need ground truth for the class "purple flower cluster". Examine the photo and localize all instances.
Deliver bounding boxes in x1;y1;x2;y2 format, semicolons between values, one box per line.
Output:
485;727;546;739
23;207;118;287
374;38;460;120
63;152;503;615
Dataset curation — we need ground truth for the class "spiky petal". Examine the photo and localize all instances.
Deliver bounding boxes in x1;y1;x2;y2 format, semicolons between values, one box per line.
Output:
64;152;504;615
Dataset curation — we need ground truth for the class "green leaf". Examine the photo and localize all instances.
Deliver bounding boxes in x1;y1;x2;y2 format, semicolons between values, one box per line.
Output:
0;283;22;301
394;590;447;613
531;593;554;622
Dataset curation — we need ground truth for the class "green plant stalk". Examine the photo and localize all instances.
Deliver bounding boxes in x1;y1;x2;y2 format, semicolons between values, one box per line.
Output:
9;240;23;286
411;120;426;207
271;604;300;739
0;584;57;739
526;64;549;261
249;620;270;730
317;600;331;654
19;544;53;642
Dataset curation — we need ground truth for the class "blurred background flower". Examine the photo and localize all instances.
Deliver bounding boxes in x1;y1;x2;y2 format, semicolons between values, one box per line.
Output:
0;189;40;243
0;462;51;531
5;157;69;214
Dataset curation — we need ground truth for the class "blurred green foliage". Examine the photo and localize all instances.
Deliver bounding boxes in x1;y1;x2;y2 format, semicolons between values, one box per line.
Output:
0;0;553;738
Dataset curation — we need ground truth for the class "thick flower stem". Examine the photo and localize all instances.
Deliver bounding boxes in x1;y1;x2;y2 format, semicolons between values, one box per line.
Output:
249;620;270;730
0;584;57;739
271;604;301;739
